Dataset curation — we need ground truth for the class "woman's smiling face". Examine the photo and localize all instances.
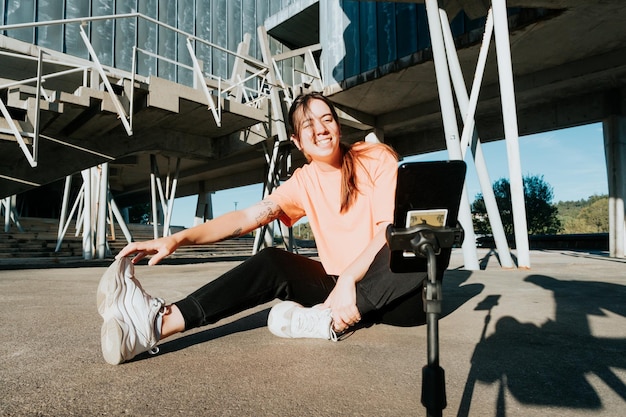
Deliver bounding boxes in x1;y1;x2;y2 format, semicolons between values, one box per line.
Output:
291;98;341;167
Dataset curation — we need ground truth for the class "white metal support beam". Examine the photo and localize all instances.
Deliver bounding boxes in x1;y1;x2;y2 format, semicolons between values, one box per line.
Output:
82;168;94;260
150;156;159;240
425;0;480;270
186;38;222;127
108;194;133;245
162;158;181;237
258;26;289;144
439;8;515;269
96;163;109;259
0;95;37;167
56;181;84;252
252;140;282;254
149;155;181;238
56;166;133;258
492;0;530;268
229;33;252;103
2;195;23;232
32;48;43;164
253;25;293;255
79;24;133;136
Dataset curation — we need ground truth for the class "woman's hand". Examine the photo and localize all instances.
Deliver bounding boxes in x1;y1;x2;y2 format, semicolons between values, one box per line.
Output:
323;277;361;332
115;235;180;266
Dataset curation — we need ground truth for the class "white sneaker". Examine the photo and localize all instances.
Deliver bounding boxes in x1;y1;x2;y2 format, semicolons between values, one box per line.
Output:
267;301;338;341
97;257;165;365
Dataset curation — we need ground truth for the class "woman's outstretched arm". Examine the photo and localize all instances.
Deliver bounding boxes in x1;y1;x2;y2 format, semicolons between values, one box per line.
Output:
116;198;283;265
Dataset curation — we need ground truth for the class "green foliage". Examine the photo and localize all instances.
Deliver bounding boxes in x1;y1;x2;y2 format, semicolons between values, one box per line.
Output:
294;222;315;240
558;195;609;233
471;175;562;236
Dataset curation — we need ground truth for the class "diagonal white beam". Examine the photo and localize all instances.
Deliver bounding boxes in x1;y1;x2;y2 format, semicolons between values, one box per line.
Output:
439;8;515;269
492;0;531;268
425;0;480;270
79;24;133;136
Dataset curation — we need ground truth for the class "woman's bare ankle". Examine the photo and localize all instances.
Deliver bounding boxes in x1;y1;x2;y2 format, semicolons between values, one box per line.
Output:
160;304;185;339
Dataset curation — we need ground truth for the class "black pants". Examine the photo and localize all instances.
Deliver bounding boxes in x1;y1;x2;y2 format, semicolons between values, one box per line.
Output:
174;246;428;331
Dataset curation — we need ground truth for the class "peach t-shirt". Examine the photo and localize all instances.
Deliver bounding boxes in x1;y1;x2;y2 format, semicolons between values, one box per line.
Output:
267;142;397;275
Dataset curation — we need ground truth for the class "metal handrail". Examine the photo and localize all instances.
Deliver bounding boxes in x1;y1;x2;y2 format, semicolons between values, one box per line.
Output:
0;13;267;71
0;12;274;165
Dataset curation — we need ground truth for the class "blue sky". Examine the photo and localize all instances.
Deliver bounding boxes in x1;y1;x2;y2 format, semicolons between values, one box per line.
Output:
170;122;607;228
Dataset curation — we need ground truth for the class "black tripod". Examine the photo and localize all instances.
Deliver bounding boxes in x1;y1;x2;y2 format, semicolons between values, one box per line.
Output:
386;223;464;417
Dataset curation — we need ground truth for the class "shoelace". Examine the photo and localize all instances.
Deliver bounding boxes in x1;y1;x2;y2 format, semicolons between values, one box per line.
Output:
294;309;338;341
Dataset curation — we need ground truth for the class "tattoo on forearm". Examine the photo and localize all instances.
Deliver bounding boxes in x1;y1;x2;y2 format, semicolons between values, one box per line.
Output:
228;228;243;239
254;201;282;227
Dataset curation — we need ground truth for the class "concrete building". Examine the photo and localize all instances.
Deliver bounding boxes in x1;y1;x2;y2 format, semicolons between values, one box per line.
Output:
0;0;624;263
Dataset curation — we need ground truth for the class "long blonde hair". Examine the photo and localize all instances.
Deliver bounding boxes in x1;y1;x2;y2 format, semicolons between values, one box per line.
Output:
288;92;398;212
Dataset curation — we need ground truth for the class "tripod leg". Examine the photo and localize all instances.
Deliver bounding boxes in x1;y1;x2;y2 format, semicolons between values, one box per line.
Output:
420;245;446;416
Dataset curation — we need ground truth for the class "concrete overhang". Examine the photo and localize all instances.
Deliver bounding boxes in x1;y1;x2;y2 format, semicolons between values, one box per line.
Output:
2;0;626;207
268;1;626;157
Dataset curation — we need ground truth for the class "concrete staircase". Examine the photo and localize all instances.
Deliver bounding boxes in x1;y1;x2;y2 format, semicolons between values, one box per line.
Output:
0;217;82;260
107;222;256;259
0;217;255;262
0;35;269;200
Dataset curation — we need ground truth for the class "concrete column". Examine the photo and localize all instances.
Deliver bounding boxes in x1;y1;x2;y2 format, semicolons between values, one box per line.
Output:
96;164;109;259
82;169;93;260
3;197;9;232
58;176;72;240
194;189;214;226
603;115;626;258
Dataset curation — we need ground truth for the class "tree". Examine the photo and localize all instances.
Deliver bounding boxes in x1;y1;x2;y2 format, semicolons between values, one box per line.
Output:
127;202;151;224
577;197;609;232
471;175;562;236
294;222;314;240
557;194;609;233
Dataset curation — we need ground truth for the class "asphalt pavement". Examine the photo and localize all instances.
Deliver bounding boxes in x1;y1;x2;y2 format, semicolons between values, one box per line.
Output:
1;248;625;416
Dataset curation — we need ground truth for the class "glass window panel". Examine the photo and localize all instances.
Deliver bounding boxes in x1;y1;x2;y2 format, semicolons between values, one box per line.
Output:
242;0;257;59
138;0;158;77
212;0;228;79
359;0;377;72
91;0;114;66
177;0;195;86
269;0;281;16
395;3;417;58
115;0;137;72
227;0;242;75
158;0;177;80
416;4;429;50
320;0;344;84
5;0;35;43
342;1;360;79
37;0;64;52
65;0;90;59
255;0;269;59
376;2;396;66
195;0;213;82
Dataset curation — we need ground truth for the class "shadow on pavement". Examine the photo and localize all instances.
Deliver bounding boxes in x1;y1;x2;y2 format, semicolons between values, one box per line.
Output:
458;274;626;416
130;308;272;363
